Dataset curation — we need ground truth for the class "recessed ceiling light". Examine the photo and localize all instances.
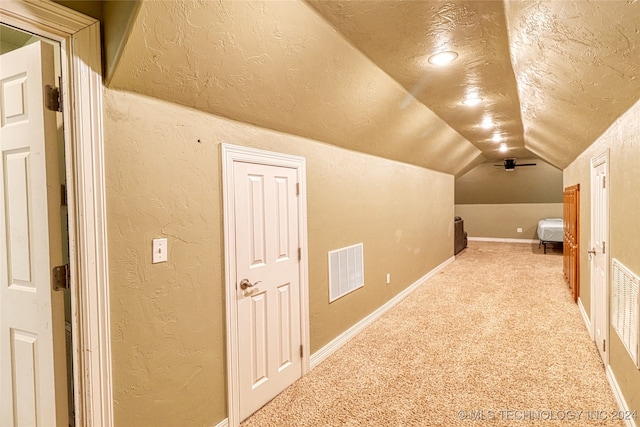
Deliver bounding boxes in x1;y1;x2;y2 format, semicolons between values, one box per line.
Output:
427;50;458;66
481;117;494;129
462;91;482;106
462;96;482;106
492;133;502;142
499;143;508;152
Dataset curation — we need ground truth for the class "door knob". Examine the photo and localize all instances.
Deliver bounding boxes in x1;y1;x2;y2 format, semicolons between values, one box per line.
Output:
240;279;261;290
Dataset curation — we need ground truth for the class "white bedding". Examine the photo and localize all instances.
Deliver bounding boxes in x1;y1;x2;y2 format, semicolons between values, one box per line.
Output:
537;218;563;242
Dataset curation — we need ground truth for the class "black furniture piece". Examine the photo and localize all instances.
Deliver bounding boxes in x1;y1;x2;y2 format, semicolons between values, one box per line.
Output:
454;216;468;255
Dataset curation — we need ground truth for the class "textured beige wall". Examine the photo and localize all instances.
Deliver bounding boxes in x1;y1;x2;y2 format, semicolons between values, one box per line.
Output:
107;0;481;176
455;204;562;240
455;159;563;205
102;0;141;85
564;99;640;417
104;89;454;426
455;160;563;240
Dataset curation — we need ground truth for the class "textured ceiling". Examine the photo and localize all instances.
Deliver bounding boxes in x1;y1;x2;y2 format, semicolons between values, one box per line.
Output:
109;0;640;175
306;0;531;162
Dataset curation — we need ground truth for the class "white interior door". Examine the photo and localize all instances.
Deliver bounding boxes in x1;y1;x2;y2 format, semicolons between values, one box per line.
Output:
0;41;68;426
234;161;302;421
591;153;609;363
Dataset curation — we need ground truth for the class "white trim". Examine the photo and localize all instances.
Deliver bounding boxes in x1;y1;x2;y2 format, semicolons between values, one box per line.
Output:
310;256;455;369
68;21;113;427
605;365;637;427
221;143;309;427
467;237;537;244
0;2;112;427
0;0;94;34
214;418;229;427
578;297;593;339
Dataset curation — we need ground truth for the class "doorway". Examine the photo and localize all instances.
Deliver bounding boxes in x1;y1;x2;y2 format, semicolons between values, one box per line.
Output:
590;150;609;364
0;3;112;426
222;144;310;426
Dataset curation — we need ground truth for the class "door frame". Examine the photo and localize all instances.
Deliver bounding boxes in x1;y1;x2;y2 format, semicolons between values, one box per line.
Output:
222;143;310;427
0;2;112;426
590;149;609;365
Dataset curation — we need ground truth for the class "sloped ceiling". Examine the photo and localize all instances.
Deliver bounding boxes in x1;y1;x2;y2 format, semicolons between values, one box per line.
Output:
108;0;640;176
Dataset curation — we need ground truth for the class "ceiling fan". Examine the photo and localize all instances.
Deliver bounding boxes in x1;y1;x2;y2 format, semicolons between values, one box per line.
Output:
494;158;537;171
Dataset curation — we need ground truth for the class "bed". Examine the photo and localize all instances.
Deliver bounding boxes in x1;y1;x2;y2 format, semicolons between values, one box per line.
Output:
537;218;564;254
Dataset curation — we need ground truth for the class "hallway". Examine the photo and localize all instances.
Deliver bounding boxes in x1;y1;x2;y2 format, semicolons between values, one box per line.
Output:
242;242;624;426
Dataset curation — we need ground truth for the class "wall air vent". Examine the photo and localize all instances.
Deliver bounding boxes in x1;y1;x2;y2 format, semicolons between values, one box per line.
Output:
611;258;639;368
328;243;364;303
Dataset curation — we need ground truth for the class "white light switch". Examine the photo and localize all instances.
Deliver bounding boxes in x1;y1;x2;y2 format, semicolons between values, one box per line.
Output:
152;238;168;263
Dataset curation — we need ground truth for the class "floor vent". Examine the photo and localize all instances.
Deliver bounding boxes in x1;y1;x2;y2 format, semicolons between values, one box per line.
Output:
611;259;639;368
328;243;364;302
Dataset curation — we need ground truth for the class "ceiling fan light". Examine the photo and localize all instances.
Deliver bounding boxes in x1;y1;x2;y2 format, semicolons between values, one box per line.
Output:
427;50;458;66
504;158;516;171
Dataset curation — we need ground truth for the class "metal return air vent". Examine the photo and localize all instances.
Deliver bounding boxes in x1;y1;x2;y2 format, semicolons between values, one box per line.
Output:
328;243;364;303
611;259;639;368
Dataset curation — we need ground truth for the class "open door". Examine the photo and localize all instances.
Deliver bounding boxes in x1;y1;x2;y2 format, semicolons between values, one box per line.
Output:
0;41;68;426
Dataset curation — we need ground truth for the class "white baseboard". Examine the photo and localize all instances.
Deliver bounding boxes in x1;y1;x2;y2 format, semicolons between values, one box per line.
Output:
213;418;228;427
578;297;593;339
467;237;538;244
606;365;637;427
310;256;455;369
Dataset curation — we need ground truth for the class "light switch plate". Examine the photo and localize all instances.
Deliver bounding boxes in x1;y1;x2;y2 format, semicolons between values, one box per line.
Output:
152;238;168;263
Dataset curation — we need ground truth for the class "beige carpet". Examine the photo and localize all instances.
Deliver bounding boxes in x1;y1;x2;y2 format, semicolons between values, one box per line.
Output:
242;242;622;426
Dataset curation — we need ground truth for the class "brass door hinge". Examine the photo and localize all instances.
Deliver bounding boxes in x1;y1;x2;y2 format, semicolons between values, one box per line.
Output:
45;84;62;112
52;264;70;291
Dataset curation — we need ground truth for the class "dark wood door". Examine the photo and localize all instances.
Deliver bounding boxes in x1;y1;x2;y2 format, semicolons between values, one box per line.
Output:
563;184;580;303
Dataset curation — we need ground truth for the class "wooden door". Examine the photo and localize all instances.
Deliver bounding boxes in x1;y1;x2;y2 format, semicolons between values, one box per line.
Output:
0;41;68;426
563;184;580;303
233;161;302;421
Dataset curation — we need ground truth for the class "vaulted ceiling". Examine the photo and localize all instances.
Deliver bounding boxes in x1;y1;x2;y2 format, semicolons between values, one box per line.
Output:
109;0;640;176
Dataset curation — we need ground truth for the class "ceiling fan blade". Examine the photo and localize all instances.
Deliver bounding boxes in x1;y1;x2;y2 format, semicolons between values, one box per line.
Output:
516;163;537;167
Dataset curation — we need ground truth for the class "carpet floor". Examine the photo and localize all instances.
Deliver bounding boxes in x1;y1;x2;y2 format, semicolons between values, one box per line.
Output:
241;242;623;426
